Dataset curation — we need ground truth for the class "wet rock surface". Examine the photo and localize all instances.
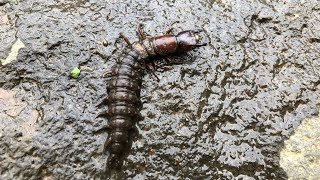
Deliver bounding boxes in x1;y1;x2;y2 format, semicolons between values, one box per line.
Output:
0;0;319;179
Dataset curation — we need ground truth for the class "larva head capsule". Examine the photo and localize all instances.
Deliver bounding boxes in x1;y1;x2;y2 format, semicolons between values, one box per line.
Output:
176;29;207;52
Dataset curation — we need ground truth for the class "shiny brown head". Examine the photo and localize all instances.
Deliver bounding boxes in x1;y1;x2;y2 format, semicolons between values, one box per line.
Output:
176;29;207;52
152;29;206;56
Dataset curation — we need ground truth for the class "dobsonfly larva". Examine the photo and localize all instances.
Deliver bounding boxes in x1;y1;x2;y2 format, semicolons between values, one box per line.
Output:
98;24;206;170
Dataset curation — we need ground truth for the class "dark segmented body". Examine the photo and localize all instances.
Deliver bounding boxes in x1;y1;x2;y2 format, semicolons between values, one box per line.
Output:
104;27;206;169
106;49;144;168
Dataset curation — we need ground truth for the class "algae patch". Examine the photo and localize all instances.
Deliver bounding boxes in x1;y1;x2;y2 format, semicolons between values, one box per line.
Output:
70;67;81;79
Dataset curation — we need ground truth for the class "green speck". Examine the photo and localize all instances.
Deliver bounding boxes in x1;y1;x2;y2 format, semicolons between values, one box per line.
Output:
71;67;80;79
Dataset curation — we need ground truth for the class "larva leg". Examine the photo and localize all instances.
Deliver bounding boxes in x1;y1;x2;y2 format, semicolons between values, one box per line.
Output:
138;24;147;40
94;124;111;134
149;60;173;73
103;71;112;78
95;95;109;107
104;139;112;151
164;57;172;63
166;27;174;34
145;63;160;82
96;110;110;119
119;32;132;47
155;61;173;72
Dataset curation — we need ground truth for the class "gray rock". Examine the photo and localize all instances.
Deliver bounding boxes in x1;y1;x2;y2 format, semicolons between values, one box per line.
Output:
0;0;319;179
280;114;320;179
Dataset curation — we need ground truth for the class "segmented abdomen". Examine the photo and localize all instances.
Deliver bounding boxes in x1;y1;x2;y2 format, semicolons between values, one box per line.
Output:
106;49;144;168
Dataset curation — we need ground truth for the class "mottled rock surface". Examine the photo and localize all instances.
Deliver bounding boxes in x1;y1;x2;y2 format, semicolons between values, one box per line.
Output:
1;39;25;65
0;0;319;179
280;114;320;179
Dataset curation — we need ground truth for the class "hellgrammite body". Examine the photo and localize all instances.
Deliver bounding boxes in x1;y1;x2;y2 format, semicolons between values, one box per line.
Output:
100;25;206;170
